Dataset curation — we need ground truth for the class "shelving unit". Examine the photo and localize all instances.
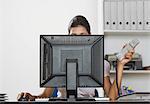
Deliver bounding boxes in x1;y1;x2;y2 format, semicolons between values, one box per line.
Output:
104;30;150;32
103;0;150;92
110;70;150;74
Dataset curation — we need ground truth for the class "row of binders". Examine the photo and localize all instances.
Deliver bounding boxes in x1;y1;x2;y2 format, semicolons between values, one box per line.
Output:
104;0;150;30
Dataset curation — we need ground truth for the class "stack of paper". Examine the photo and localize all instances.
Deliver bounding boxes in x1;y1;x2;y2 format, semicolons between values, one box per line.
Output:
0;93;8;101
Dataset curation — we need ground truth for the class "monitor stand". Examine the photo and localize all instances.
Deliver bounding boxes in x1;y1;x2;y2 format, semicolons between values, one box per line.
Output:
49;59;97;101
66;59;78;101
66;59;96;101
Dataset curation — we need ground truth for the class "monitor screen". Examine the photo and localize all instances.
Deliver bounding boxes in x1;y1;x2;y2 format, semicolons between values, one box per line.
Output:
40;35;104;90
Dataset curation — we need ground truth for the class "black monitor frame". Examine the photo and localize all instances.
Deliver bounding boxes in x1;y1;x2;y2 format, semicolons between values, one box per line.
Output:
40;35;104;99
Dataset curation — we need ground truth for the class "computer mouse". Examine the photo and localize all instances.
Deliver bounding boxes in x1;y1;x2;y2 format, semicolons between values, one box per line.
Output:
18;95;29;101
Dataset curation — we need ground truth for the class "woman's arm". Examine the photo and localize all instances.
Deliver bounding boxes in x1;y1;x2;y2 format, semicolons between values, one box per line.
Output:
17;88;54;101
34;88;54;98
104;50;134;100
104;62;124;100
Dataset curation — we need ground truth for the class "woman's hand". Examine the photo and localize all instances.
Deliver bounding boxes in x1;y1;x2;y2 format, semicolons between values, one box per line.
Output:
17;92;36;101
118;49;135;66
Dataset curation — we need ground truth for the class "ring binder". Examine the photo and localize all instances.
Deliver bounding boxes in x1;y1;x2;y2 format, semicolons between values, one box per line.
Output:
137;0;144;30
104;0;111;30
110;0;117;30
144;0;150;30
117;0;124;30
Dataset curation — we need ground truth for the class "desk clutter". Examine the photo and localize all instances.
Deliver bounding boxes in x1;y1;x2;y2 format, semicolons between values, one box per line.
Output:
118;92;150;101
119;85;135;96
0;93;8;101
105;53;143;70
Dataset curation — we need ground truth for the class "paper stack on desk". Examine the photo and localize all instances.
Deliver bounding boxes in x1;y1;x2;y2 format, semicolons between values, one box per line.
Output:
118;92;150;101
35;98;49;101
0;93;8;101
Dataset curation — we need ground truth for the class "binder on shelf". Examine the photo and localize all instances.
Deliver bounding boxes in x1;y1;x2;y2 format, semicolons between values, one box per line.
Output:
144;0;150;30
137;0;144;30
130;0;137;30
110;0;117;30
117;0;124;30
104;0;111;30
124;0;131;30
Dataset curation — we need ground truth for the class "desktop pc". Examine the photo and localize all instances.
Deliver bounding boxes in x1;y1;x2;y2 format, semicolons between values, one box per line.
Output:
40;35;104;101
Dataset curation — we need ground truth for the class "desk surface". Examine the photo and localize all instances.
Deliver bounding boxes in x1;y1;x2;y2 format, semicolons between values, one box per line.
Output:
1;93;150;103
0;99;150;104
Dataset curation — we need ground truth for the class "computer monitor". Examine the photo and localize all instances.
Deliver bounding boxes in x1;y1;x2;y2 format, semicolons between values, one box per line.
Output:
40;35;104;98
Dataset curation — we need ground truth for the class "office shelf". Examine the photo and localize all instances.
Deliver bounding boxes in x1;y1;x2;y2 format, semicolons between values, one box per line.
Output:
110;70;150;74
104;30;150;33
102;0;150;93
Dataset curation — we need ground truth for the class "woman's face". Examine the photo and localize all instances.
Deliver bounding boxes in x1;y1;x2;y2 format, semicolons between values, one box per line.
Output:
69;25;90;35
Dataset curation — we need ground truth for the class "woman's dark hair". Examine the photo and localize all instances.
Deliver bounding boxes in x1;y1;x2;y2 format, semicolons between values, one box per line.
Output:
68;15;91;34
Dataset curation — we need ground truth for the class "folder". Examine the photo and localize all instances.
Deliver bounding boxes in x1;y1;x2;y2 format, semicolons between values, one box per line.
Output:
124;0;131;30
110;0;117;30
104;0;111;30
117;0;124;30
130;0;137;30
144;0;150;30
137;0;144;30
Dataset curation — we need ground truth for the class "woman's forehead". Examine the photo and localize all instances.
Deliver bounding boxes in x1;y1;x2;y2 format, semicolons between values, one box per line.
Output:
69;25;89;35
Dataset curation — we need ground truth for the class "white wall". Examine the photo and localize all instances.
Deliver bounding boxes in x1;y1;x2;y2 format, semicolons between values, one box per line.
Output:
0;0;99;100
0;0;2;91
98;0;104;34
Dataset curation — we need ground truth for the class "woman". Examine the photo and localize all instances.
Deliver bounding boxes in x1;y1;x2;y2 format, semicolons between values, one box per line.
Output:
17;15;134;101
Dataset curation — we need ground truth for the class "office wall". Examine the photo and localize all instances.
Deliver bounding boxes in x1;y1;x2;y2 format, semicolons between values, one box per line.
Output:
0;0;99;100
0;2;2;94
0;0;2;91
